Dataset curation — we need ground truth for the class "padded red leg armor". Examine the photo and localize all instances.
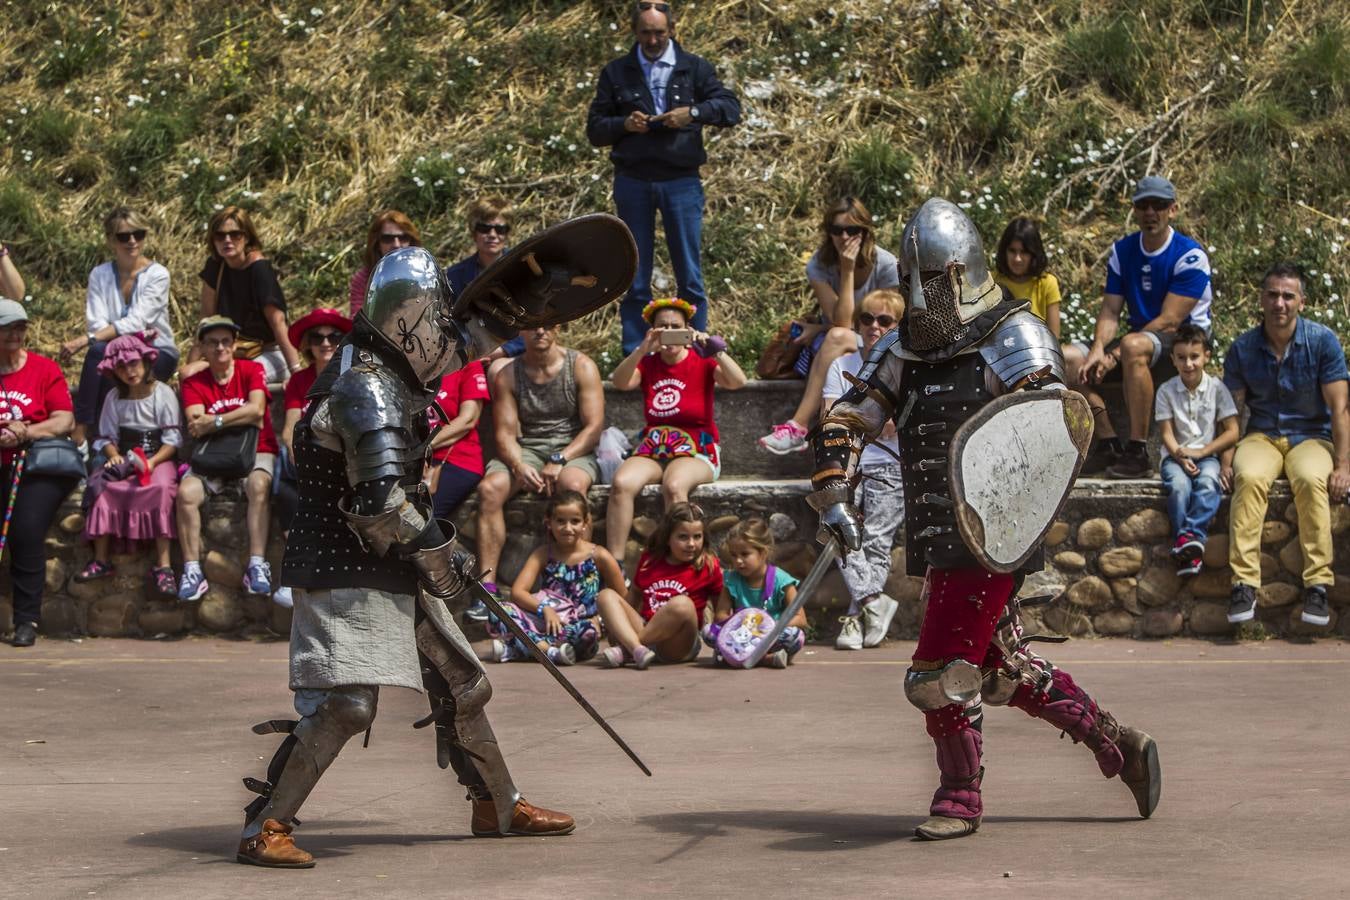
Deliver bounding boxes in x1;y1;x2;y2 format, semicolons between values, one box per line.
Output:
1008;669;1124;778
923;708;984;821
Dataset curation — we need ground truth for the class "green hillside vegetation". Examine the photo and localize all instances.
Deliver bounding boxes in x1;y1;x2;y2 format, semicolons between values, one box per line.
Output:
1;0;1346;373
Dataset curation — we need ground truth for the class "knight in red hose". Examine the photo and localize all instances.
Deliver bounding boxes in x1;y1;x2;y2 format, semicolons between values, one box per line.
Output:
809;198;1161;840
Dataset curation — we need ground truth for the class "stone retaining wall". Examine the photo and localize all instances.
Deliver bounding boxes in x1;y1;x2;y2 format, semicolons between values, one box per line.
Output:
12;479;1347;642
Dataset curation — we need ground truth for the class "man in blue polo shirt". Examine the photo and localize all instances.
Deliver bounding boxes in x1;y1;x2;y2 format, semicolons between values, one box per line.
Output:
1065;176;1213;478
586;1;741;353
1220;263;1349;628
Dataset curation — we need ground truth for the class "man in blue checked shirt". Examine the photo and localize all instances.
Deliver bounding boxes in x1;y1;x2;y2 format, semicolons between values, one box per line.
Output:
1220;262;1350;628
586;1;741;354
1064;176;1214;478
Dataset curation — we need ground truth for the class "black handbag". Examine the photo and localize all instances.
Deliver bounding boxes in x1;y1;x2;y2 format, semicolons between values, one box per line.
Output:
24;436;87;480
190;426;259;480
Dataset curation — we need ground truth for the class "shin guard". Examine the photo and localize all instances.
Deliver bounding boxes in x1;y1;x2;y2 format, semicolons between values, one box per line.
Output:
923;703;984;821
1009;668;1124;778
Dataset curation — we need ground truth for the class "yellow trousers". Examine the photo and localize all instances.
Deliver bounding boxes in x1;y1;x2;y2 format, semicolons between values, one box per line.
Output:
1229;433;1335;587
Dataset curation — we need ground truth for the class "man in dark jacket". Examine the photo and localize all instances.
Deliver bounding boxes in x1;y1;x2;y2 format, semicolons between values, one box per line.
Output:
586;2;740;353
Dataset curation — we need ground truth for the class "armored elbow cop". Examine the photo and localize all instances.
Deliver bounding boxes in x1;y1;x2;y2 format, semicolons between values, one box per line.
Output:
340;486;474;598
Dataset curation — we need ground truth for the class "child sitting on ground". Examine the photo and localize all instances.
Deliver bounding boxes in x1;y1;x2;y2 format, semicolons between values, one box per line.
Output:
595;501;722;669
705;518;805;669
1155;323;1239;577
75;333;182;596
487;490;626;666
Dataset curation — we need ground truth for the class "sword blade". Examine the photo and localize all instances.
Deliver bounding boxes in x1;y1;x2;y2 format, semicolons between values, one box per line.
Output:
743;538;840;668
470;580;652;776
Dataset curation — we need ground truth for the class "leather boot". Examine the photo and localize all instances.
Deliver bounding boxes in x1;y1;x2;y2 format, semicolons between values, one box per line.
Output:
471;796;576;837
1115;725;1161;818
915;714;983;841
236;819;315;868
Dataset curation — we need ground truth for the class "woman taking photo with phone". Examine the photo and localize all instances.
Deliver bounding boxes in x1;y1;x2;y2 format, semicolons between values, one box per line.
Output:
604;297;746;568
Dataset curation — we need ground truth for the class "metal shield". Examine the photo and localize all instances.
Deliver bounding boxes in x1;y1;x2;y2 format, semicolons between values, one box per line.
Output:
948;390;1093;573
455;213;637;330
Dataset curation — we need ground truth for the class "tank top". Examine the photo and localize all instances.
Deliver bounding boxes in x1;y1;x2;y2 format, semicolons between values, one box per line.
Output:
513;348;581;440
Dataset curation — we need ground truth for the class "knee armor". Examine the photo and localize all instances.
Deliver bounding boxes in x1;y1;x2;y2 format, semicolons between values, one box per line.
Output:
904;659;983;709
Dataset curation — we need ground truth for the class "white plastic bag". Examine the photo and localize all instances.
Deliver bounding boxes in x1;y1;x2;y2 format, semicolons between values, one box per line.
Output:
596;426;632;485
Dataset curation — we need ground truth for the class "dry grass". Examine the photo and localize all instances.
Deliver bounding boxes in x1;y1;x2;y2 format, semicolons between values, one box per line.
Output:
0;0;1346;373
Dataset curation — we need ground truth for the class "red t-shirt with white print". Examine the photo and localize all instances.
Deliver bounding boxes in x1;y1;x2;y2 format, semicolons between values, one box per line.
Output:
428;361;490;473
0;352;74;466
633;550;724;621
181;358;277;454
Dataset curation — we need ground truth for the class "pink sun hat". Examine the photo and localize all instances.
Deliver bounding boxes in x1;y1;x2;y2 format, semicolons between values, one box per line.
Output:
96;332;160;378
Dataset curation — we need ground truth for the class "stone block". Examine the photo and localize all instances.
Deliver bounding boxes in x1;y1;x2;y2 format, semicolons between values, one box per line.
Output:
768;513;796;542
1261;521;1292;545
1045;520;1070;546
87;593;138;637
59;513;85;535
1043;602;1091;637
138;602;188;635
39;595;79;636
1054;551;1086;572
0;599;10;631
1076;518;1112;550
204;515;244;548
67;575;116;603
1150;544;1172;564
44;558;68;594
1279;540;1302;577
1188;603;1232;636
1116;508;1170;544
1098;547;1143;578
708;514;739;534
623;539;643;574
1332;505;1350;535
1065;576;1112;611
110;552;151;579
631;516;658;539
1288;604;1337;636
1257;582;1299;608
197;588;242;632
504;509;528;528
45;535;70;556
1141;607;1183;637
771;542;814;579
457;516;477;541
1260;553;1280;580
1283;501;1299;525
1190;569;1232;599
204;550;244;588
1021;570;1067;601
1110;577;1140;614
1329;578;1350;609
884;572;926;605
1203;534;1229;568
241;594;272;624
1136;566;1181;608
1092;608;1135;636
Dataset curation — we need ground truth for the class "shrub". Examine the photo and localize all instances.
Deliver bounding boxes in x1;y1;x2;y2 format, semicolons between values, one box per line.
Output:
112;109;195;180
1059;13;1173;107
20;107;80;158
834;129;914;219
36;12;120;87
909;6;973;88
956;71;1025;162
1272;24;1349;117
1208;96;1296;154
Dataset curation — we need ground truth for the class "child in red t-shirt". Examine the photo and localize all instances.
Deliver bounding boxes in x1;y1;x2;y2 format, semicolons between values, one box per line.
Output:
595;501;722;669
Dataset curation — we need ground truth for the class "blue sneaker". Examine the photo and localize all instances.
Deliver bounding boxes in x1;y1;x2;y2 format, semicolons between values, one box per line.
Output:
177;569;209;603
243;561;273;596
464;586;492;622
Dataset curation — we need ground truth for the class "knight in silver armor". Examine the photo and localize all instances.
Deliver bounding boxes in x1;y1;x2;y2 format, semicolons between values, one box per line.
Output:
235;247;575;869
808;198;1161;841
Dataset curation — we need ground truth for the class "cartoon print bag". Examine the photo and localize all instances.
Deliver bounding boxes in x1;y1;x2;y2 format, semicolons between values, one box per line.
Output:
714;565;780;668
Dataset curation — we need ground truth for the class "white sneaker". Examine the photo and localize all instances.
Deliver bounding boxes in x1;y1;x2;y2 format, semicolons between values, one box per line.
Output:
758;421;808;455
861;593;899;647
835;615;862;650
765;649;789;669
271;586;294;609
489;639;516;663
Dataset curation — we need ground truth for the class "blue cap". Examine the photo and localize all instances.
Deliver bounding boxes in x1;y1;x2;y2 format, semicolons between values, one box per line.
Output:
1132;175;1177;204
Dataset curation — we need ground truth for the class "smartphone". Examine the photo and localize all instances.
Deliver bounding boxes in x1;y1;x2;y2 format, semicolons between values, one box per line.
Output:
658;328;694;346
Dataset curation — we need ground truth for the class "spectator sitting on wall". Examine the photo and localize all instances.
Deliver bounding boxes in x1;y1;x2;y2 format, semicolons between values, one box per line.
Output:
586;0;741;353
446;197;525;364
472;325;604;621
60;206;179;453
1063;176;1213;478
759;196;898;455
993;216;1061;339
183;206;301;386
425;358;490;522
176;317;277;604
605;297;746;568
1221;263;1349;629
349;209;422;317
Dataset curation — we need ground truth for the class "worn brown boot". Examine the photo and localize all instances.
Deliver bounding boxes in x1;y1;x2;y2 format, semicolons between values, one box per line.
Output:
236;818;315;868
471;797;576;837
1116;725;1161;818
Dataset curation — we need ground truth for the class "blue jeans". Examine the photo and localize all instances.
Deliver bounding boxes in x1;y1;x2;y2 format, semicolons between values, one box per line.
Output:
613;173;708;353
1160;455;1222;542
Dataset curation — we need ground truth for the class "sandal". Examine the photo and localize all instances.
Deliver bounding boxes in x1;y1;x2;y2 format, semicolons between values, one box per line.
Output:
150;566;176;597
75;559;115;583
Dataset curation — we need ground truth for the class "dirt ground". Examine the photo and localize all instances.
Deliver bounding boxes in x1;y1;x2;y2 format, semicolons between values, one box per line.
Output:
4;635;1348;899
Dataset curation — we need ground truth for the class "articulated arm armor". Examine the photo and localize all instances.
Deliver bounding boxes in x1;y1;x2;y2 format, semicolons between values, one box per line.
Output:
978;311;1065;394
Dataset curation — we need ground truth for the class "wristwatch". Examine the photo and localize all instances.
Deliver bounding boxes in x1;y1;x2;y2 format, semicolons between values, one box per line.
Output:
548;451;567;465
214;414;224;430
689;105;701;121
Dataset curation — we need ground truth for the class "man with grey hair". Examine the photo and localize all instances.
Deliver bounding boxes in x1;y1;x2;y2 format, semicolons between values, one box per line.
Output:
1063;176;1214;478
587;0;741;353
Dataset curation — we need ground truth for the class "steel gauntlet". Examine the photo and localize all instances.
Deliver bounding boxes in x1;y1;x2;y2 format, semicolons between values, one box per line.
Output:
405;521;477;600
807;427;864;552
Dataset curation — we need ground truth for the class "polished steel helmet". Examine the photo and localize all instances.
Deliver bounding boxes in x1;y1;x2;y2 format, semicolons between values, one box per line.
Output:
899;198;1001;350
359;246;465;384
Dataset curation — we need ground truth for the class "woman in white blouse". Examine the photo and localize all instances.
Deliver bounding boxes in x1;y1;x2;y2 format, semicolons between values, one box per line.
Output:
60;207;179;450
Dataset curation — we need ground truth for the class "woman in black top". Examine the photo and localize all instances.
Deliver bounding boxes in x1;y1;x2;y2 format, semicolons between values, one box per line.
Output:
182;206;301;385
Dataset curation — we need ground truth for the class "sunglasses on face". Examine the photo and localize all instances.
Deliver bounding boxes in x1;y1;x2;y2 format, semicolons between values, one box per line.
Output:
308;331;342;346
828;225;866;237
474;223;511;236
214;229;246;242
1133;199;1172;212
637;1;670;10
115;229;148;244
378;232;412;245
858;313;896;327
203;337;234;349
